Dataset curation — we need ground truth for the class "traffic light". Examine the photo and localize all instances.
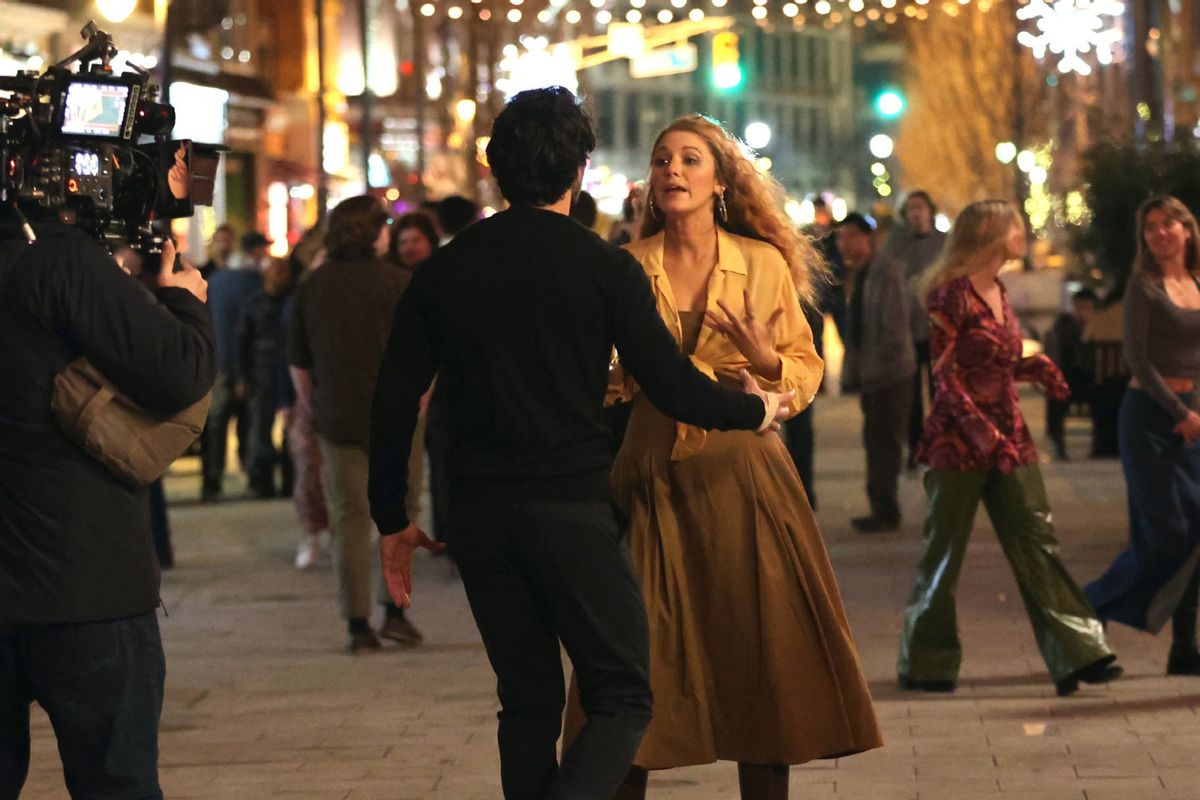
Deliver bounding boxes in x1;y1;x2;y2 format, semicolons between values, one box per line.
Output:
712;32;742;91
874;89;905;118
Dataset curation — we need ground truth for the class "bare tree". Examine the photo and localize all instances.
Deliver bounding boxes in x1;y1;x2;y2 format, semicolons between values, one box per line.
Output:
895;3;1053;212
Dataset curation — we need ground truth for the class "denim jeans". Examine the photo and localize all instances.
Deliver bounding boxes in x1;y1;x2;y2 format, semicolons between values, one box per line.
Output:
0;612;165;799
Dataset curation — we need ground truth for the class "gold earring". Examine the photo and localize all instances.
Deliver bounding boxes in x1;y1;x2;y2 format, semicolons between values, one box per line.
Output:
716;191;728;223
648;193;663;220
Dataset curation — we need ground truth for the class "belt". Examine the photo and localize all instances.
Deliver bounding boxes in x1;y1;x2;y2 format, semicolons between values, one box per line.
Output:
1130;376;1196;393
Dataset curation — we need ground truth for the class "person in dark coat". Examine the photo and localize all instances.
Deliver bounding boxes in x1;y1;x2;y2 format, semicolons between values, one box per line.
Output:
201;231;269;499
1043;288;1097;460
236;259;294;497
0;219;213;798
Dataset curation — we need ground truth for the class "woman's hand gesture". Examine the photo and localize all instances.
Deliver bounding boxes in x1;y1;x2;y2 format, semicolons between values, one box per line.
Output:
1174;410;1200;446
706;290;784;381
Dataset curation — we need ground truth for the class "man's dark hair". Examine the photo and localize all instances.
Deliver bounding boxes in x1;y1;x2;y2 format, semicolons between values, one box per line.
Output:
325;195;388;260
437;195;481;238
900;190;937;222
837;212;875;235
486;86;595;206
570;190;598;229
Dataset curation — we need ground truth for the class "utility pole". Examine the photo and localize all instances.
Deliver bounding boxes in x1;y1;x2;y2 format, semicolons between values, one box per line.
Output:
413;1;427;194
359;0;374;189
466;7;480;201
315;0;329;220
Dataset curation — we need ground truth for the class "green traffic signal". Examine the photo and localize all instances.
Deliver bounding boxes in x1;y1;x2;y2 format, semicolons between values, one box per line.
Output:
712;32;743;91
875;90;905;118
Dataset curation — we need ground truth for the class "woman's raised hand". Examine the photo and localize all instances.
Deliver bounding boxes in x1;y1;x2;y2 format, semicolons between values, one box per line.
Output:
706;290;784;381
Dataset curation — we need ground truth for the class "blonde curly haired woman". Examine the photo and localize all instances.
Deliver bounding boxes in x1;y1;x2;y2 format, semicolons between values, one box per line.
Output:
565;115;881;799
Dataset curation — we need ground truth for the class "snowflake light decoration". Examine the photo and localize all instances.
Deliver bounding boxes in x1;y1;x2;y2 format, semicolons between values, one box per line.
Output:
1016;0;1125;76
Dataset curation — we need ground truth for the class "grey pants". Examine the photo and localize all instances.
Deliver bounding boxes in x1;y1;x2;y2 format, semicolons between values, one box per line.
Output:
318;418;425;620
861;376;914;522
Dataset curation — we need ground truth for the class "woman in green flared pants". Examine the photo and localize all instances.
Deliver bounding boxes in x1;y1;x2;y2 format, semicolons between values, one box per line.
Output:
896;200;1123;697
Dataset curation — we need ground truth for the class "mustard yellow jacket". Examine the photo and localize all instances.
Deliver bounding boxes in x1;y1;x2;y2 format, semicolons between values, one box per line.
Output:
614;227;824;459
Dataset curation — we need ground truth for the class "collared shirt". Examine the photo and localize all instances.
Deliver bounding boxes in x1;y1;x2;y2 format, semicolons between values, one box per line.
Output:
621;228;823;459
918;276;1069;473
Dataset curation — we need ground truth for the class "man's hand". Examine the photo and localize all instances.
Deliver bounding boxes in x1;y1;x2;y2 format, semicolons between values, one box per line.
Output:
379;524;446;608
739;369;794;433
155;240;207;303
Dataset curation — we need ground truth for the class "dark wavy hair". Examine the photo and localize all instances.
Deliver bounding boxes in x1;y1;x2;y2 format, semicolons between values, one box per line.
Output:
900;190;937;223
388;212;440;264
1134;194;1200;278
325;195;389;261
486;86;595;206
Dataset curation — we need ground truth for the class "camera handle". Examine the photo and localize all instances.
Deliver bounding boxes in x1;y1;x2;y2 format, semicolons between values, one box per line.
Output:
53;22;117;73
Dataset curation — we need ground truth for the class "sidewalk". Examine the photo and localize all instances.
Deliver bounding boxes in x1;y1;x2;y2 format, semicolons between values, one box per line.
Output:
19;392;1200;799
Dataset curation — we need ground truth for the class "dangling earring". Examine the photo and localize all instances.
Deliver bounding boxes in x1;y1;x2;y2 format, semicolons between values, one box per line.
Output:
648;193;663;221
716;190;729;223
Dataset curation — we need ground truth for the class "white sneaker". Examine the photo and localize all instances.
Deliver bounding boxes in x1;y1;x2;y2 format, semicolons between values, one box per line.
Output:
294;537;321;570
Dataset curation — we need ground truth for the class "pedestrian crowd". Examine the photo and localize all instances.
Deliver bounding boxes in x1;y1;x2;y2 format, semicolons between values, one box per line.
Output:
3;84;1198;800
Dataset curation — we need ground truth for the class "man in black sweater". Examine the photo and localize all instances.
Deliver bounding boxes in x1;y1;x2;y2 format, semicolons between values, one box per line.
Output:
0;220;214;798
368;88;792;800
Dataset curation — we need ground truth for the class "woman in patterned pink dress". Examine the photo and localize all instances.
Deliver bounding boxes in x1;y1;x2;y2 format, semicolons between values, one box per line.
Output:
896;200;1122;696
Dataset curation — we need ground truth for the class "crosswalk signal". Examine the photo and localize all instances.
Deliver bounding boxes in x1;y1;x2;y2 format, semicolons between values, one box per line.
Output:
712;32;742;91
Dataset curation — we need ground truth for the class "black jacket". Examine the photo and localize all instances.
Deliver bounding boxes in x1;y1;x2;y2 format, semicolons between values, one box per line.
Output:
368;205;766;534
0;221;215;625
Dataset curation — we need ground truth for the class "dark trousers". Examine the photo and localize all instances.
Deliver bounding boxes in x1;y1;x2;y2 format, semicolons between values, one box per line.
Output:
1046;398;1069;453
201;371;246;490
861;377;914;523
783;403;817;509
425;390;453;549
908;341;933;461
450;498;652;800
0;612;165;800
245;368;280;491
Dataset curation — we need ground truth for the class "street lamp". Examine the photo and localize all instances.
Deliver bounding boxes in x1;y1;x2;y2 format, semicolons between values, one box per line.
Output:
96;0;137;23
868;133;894;159
744;121;771;149
994;141;1018;164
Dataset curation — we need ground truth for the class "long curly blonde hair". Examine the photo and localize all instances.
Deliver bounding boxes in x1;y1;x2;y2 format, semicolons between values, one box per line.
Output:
917;199;1022;307
637;115;827;306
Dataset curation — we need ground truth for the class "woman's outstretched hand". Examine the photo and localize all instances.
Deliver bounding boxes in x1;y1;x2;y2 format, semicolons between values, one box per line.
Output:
706;290;784;381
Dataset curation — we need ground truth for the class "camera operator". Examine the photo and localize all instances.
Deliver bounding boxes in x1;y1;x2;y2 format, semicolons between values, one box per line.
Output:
0;215;214;798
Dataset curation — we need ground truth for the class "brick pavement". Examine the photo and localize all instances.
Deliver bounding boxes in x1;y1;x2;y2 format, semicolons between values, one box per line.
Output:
18;392;1200;799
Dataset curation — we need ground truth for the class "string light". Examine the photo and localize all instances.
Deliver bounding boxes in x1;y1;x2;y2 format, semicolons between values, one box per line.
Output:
402;0;998;32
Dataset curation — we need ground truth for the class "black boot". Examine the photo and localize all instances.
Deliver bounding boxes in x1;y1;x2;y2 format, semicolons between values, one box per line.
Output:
1055;656;1123;696
614;766;648;800
1168;567;1200;676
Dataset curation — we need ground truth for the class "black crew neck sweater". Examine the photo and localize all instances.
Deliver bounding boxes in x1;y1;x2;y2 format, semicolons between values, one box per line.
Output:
368;205;766;533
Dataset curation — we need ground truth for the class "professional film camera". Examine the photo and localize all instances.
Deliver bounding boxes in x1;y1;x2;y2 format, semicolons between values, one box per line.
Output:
0;21;221;255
